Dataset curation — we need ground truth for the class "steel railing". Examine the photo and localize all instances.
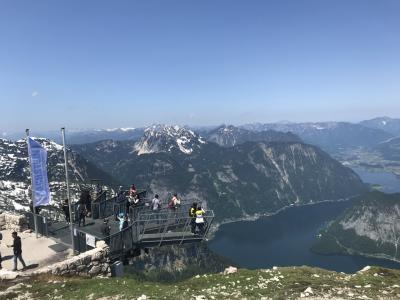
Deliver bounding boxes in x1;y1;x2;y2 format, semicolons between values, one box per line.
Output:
106;210;214;256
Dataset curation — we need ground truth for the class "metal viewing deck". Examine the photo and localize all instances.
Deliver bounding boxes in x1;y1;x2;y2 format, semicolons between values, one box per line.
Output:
24;194;214;258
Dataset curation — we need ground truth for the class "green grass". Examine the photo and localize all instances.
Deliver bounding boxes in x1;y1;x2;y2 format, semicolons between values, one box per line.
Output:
1;266;400;299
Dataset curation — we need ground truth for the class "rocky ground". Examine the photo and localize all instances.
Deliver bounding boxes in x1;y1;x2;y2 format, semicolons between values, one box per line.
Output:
0;265;400;299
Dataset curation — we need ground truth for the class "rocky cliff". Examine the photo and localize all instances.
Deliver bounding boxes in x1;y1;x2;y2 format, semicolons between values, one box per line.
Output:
313;191;400;262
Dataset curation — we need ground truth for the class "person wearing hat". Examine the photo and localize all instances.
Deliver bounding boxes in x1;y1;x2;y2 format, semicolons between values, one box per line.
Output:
7;232;26;271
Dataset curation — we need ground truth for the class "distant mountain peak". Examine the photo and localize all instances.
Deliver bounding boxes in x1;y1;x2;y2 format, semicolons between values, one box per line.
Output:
104;127;136;132
360;117;400;136
134;124;206;155
206;124;301;147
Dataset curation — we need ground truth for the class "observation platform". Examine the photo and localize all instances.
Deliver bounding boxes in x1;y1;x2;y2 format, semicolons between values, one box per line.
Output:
26;192;214;259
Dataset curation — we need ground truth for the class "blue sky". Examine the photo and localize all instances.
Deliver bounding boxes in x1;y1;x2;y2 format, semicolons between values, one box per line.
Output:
0;0;399;132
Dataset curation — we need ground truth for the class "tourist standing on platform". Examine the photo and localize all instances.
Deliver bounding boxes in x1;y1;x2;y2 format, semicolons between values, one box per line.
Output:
101;218;111;237
122;215;129;230
80;190;92;216
101;218;111;245
95;183;102;197
129;184;137;198
168;193;181;210
117;186;125;202
62;199;70;223
189;202;198;233
195;206;206;234
152;194;161;211
117;213;125;231
7;232;26;271
77;200;86;227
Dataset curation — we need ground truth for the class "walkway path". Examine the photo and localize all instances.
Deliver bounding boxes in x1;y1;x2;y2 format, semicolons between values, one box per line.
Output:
0;229;72;278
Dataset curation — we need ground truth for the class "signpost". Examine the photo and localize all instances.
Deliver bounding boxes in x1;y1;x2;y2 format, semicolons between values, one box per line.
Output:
61;127;75;253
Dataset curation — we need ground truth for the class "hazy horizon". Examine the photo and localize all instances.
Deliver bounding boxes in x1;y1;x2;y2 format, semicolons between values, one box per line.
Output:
1;0;399;132
1;115;399;137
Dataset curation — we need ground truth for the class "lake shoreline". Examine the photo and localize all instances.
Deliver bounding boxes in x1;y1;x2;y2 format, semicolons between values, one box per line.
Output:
209;195;359;239
311;232;400;265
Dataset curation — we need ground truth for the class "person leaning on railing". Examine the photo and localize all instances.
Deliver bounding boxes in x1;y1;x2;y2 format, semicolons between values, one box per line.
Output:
168;193;181;210
195;206;205;234
189;202;198;233
151;194;161;211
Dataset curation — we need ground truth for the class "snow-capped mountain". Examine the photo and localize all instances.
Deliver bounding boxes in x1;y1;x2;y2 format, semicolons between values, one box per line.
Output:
0;138;118;210
360;117;400;136
133;124;206;155
205;125;301;147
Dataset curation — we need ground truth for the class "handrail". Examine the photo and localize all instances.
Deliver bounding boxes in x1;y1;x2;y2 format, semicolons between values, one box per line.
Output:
92;190;107;202
39;206;67;222
136;209;214;221
104;210;215;255
128;201;193;220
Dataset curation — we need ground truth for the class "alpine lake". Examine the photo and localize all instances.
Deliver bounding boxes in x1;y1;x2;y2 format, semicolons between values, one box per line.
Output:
208;167;400;273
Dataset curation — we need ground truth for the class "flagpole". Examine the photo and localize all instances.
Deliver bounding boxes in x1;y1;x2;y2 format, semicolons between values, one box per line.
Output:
26;129;39;238
61;127;75;253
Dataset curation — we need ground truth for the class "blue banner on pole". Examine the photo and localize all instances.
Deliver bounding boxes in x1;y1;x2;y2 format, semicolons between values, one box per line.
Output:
28;138;51;207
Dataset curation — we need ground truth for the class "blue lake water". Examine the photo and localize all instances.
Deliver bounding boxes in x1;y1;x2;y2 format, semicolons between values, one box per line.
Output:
352;167;400;193
209;168;400;273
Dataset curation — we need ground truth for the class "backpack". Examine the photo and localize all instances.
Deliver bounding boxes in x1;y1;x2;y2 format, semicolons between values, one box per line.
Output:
189;207;195;217
168;200;174;209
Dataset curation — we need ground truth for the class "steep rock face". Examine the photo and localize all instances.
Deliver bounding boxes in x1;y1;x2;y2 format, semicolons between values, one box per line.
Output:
127;243;230;281
0;138;118;209
74;138;367;222
205;125;301;147
313;191;400;261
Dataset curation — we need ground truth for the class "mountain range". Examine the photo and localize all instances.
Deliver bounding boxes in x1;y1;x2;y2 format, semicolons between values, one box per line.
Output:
360;117;400;136
241;121;394;155
73;125;367;221
204;125;301;147
1;120;397;266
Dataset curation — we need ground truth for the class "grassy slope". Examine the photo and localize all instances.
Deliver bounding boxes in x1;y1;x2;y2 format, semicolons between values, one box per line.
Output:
2;266;400;299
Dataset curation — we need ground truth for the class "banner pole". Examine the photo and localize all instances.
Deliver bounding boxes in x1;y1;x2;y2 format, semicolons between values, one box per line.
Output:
26;129;39;238
61;127;75;253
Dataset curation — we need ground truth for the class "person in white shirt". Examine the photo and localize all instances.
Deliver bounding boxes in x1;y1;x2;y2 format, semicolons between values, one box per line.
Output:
152;194;161;211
